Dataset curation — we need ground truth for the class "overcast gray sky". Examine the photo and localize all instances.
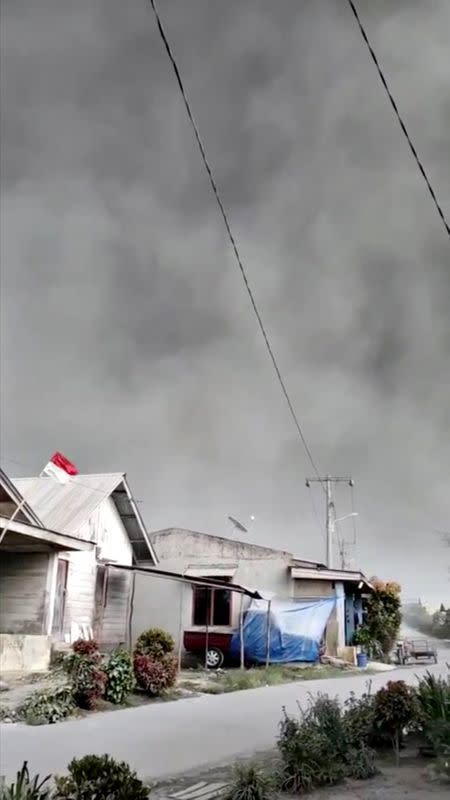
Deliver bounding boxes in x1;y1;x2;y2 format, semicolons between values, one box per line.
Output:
1;1;449;607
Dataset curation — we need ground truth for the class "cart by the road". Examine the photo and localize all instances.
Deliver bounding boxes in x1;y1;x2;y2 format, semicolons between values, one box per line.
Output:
395;638;438;665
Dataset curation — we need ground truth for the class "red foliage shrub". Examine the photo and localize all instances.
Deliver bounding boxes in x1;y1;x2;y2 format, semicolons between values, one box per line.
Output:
72;638;101;661
133;653;177;696
73;660;107;710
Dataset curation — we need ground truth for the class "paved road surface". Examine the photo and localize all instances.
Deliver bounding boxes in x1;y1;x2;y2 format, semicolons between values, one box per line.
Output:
0;658;447;783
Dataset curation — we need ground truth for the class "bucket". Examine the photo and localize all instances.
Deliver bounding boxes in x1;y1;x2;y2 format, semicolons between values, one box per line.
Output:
357;652;368;668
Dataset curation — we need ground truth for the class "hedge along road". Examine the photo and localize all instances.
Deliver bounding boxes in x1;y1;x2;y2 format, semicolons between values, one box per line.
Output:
0;659;446;783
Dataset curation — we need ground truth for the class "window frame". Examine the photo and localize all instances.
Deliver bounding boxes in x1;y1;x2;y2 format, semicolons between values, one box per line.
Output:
191;580;232;627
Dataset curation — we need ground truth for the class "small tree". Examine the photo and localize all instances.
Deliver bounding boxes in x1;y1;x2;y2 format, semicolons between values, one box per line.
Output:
355;578;402;659
373;680;418;765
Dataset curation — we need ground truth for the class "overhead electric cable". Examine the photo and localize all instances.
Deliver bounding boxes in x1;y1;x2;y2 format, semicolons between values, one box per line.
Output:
345;0;450;238
148;0;322;478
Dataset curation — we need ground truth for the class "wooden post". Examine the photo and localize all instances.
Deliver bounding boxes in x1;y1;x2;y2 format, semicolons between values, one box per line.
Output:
127;570;136;651
177;581;184;673
265;599;272;670
239;594;245;670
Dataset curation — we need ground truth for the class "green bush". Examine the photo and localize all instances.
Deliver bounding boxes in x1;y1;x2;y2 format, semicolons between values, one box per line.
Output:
104;650;135;705
134;629;174;660
0;761;51;799
53;754;149;799
19;687;75;726
416;668;450;755
224;762;274;800
373;680;418;764
343;687;376;747
277;694;377;793
133;653;177;696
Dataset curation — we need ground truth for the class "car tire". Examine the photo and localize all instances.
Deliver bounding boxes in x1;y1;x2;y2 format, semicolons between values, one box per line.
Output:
206;647;224;669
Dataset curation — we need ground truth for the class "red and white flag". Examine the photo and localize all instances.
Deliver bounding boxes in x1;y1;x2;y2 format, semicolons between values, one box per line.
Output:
43;452;78;485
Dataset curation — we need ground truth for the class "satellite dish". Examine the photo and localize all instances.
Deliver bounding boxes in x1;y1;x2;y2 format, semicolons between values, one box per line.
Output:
228;516;248;533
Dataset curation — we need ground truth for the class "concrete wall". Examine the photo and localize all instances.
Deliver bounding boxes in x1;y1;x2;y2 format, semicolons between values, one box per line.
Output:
0;552;50;634
151;529;291;562
0;634;51;672
132;545;292;650
292;579;334;598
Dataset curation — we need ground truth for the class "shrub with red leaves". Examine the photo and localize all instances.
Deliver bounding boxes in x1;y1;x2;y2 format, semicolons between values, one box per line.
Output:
68;639;106;710
133;653;177;697
72;638;101;661
73;659;107;710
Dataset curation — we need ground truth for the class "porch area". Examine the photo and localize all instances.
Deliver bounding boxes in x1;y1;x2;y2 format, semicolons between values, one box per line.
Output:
0;515;92;672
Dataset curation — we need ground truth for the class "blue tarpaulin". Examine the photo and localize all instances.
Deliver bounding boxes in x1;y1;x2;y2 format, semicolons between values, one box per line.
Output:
230;596;336;664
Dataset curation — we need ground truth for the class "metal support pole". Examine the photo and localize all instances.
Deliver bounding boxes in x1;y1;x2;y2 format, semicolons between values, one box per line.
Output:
239;594;245;670
204;589;210;670
325;477;334;569
306;475;354;569
265;600;272;671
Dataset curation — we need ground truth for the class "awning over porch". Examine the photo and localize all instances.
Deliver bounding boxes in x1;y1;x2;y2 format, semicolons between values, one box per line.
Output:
0;515;93;552
290;565;372;591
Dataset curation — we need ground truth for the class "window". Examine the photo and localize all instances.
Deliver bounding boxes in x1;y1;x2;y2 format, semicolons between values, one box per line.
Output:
192;582;231;626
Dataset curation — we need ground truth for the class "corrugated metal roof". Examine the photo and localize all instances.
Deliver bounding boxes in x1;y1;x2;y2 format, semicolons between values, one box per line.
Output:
13;473;158;565
14;474;124;536
0;467;44;528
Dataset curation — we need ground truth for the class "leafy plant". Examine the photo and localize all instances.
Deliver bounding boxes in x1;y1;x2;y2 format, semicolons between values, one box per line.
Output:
65;639;106;710
224;762;274;800
53;754;149;799
343;685;376;747
416;670;450;723
134;629;174;660
133;654;177;696
373;680;418;765
0;761;51;799
416;669;450;755
72;659;106;710
355;579;402;660
19;687;75;726
277;693;377;793
104;649;135;705
72;639;101;659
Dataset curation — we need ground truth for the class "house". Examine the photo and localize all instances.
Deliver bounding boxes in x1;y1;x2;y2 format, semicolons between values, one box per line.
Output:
0;468;93;671
131;527;371;662
7;470;157;653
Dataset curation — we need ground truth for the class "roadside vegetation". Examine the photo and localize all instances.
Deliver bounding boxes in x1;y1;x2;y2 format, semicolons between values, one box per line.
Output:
352;579;402;660
4;668;448;798
223;669;450;797
179;663;358;695
403;601;450;640
1;627;369;726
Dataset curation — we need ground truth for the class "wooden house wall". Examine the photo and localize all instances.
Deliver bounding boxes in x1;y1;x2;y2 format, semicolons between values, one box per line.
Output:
0;552;50;634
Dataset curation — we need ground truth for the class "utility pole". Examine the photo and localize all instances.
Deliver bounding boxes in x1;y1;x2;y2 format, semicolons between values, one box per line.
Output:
305;476;354;569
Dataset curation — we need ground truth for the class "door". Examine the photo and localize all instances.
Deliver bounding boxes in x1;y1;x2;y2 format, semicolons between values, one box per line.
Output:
52;558;68;637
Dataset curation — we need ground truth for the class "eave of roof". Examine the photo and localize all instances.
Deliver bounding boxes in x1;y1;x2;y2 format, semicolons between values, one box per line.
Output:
0;515;94;551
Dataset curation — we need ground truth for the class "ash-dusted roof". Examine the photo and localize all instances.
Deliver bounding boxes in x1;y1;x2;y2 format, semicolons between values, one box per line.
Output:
0;467;44;528
13;473;157;564
150;527;294;559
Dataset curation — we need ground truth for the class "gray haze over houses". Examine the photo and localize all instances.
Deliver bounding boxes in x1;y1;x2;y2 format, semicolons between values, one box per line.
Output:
1;1;449;607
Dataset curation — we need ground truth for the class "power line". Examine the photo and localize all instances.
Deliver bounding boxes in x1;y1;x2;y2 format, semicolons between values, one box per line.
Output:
148;0;322;479
345;0;450;238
